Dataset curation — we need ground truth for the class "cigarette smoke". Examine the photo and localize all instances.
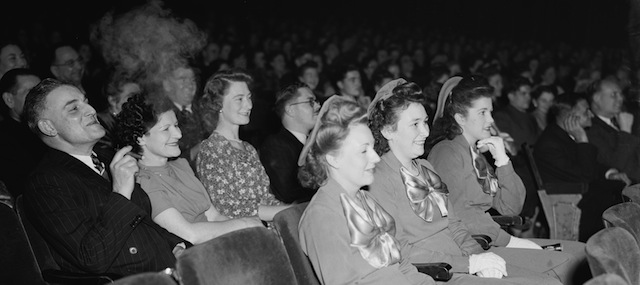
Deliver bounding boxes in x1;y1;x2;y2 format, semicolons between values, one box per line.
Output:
91;0;206;106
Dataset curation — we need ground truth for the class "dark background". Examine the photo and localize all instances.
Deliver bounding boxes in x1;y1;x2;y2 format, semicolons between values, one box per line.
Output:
2;0;631;48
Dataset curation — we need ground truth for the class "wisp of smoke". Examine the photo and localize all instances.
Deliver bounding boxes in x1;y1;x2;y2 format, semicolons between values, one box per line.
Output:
91;0;206;107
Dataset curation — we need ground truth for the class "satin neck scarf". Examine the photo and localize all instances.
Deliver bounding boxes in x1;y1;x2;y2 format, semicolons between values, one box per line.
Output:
470;146;499;197
340;191;401;269
400;164;449;222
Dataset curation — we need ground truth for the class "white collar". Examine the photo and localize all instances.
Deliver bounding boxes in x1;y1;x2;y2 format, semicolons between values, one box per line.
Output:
286;128;308;144
597;115;618;130
70;152;101;175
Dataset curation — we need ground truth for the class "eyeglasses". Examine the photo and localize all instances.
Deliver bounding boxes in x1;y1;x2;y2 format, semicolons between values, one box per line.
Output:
289;99;319;108
54;57;84;69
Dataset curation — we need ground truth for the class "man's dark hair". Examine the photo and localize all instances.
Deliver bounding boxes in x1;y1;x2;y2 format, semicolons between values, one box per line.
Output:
274;82;308;119
24;78;65;134
0;68;38;118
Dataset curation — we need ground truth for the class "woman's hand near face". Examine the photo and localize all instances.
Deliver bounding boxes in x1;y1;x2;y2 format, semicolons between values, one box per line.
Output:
477;136;510;167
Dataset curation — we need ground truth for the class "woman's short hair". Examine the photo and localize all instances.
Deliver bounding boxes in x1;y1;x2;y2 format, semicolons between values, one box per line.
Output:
114;91;173;155
298;99;367;189
427;75;494;150
368;82;425;155
199;69;253;132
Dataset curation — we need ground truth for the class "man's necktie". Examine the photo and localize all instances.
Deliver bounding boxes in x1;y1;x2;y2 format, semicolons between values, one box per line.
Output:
91;153;109;181
611;116;620;130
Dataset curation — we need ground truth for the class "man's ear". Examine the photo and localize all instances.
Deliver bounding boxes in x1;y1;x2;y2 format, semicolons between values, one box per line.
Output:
50;66;59;79
2;92;14;109
37;120;57;137
336;81;344;92
507;92;515;102
284;104;296;117
162;79;171;92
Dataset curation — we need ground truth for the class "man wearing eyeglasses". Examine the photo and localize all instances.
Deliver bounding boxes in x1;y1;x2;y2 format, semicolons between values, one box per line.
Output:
49;44;106;112
259;82;320;203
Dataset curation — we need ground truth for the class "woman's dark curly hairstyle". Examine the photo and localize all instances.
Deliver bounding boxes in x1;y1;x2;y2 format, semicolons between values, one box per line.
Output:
298;99;367;189
199;69;253;133
114;91;174;155
368;82;425;156
426;75;494;153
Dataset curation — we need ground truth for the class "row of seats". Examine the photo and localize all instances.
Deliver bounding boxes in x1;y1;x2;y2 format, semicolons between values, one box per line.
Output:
4;173;639;285
0;179;302;285
583;201;640;285
523;143;640;242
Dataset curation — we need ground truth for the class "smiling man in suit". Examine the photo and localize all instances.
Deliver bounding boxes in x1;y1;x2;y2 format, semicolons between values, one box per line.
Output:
22;78;187;277
259;82;320;203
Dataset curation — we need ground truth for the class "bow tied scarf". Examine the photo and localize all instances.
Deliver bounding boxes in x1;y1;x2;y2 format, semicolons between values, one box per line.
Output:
469;147;500;197
400;165;449;222
338;164;453;268
339;158;498;268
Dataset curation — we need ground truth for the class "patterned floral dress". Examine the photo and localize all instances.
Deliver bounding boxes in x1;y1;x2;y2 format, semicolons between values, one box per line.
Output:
196;132;282;219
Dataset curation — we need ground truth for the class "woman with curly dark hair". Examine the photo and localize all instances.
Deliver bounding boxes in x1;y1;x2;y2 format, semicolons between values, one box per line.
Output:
115;91;263;245
196;69;289;222
297;95;433;285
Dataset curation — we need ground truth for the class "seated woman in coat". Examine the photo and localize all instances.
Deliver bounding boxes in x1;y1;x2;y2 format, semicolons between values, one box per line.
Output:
115;91;263;245
297;95;526;285
425;75;587;284
368;78;573;284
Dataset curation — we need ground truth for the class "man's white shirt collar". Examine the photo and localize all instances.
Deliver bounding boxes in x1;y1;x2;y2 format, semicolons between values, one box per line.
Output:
70;153;101;175
287;128;308;144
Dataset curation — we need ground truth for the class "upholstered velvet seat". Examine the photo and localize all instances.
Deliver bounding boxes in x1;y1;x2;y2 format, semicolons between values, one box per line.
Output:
0;200;46;285
622;184;640;203
602;202;640;245
175;226;297;285
585;227;640;285
273;202;320;285
15;195;118;284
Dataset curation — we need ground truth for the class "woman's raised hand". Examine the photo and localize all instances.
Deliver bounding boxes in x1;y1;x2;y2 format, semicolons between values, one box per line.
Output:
477;136;510;167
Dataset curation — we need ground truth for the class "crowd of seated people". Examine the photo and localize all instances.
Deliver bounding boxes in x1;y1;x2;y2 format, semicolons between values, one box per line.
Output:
2;5;640;284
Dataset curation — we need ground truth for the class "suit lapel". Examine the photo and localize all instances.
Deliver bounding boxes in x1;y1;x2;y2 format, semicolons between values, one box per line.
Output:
282;128;304;151
47;149;113;192
591;116;618;133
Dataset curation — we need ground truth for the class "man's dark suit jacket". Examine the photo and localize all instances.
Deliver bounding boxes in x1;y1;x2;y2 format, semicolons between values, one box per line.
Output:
173;104;210;171
535;122;624;241
534;123;605;185
586;116;640;182
24;148;185;276
259;128;317;203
